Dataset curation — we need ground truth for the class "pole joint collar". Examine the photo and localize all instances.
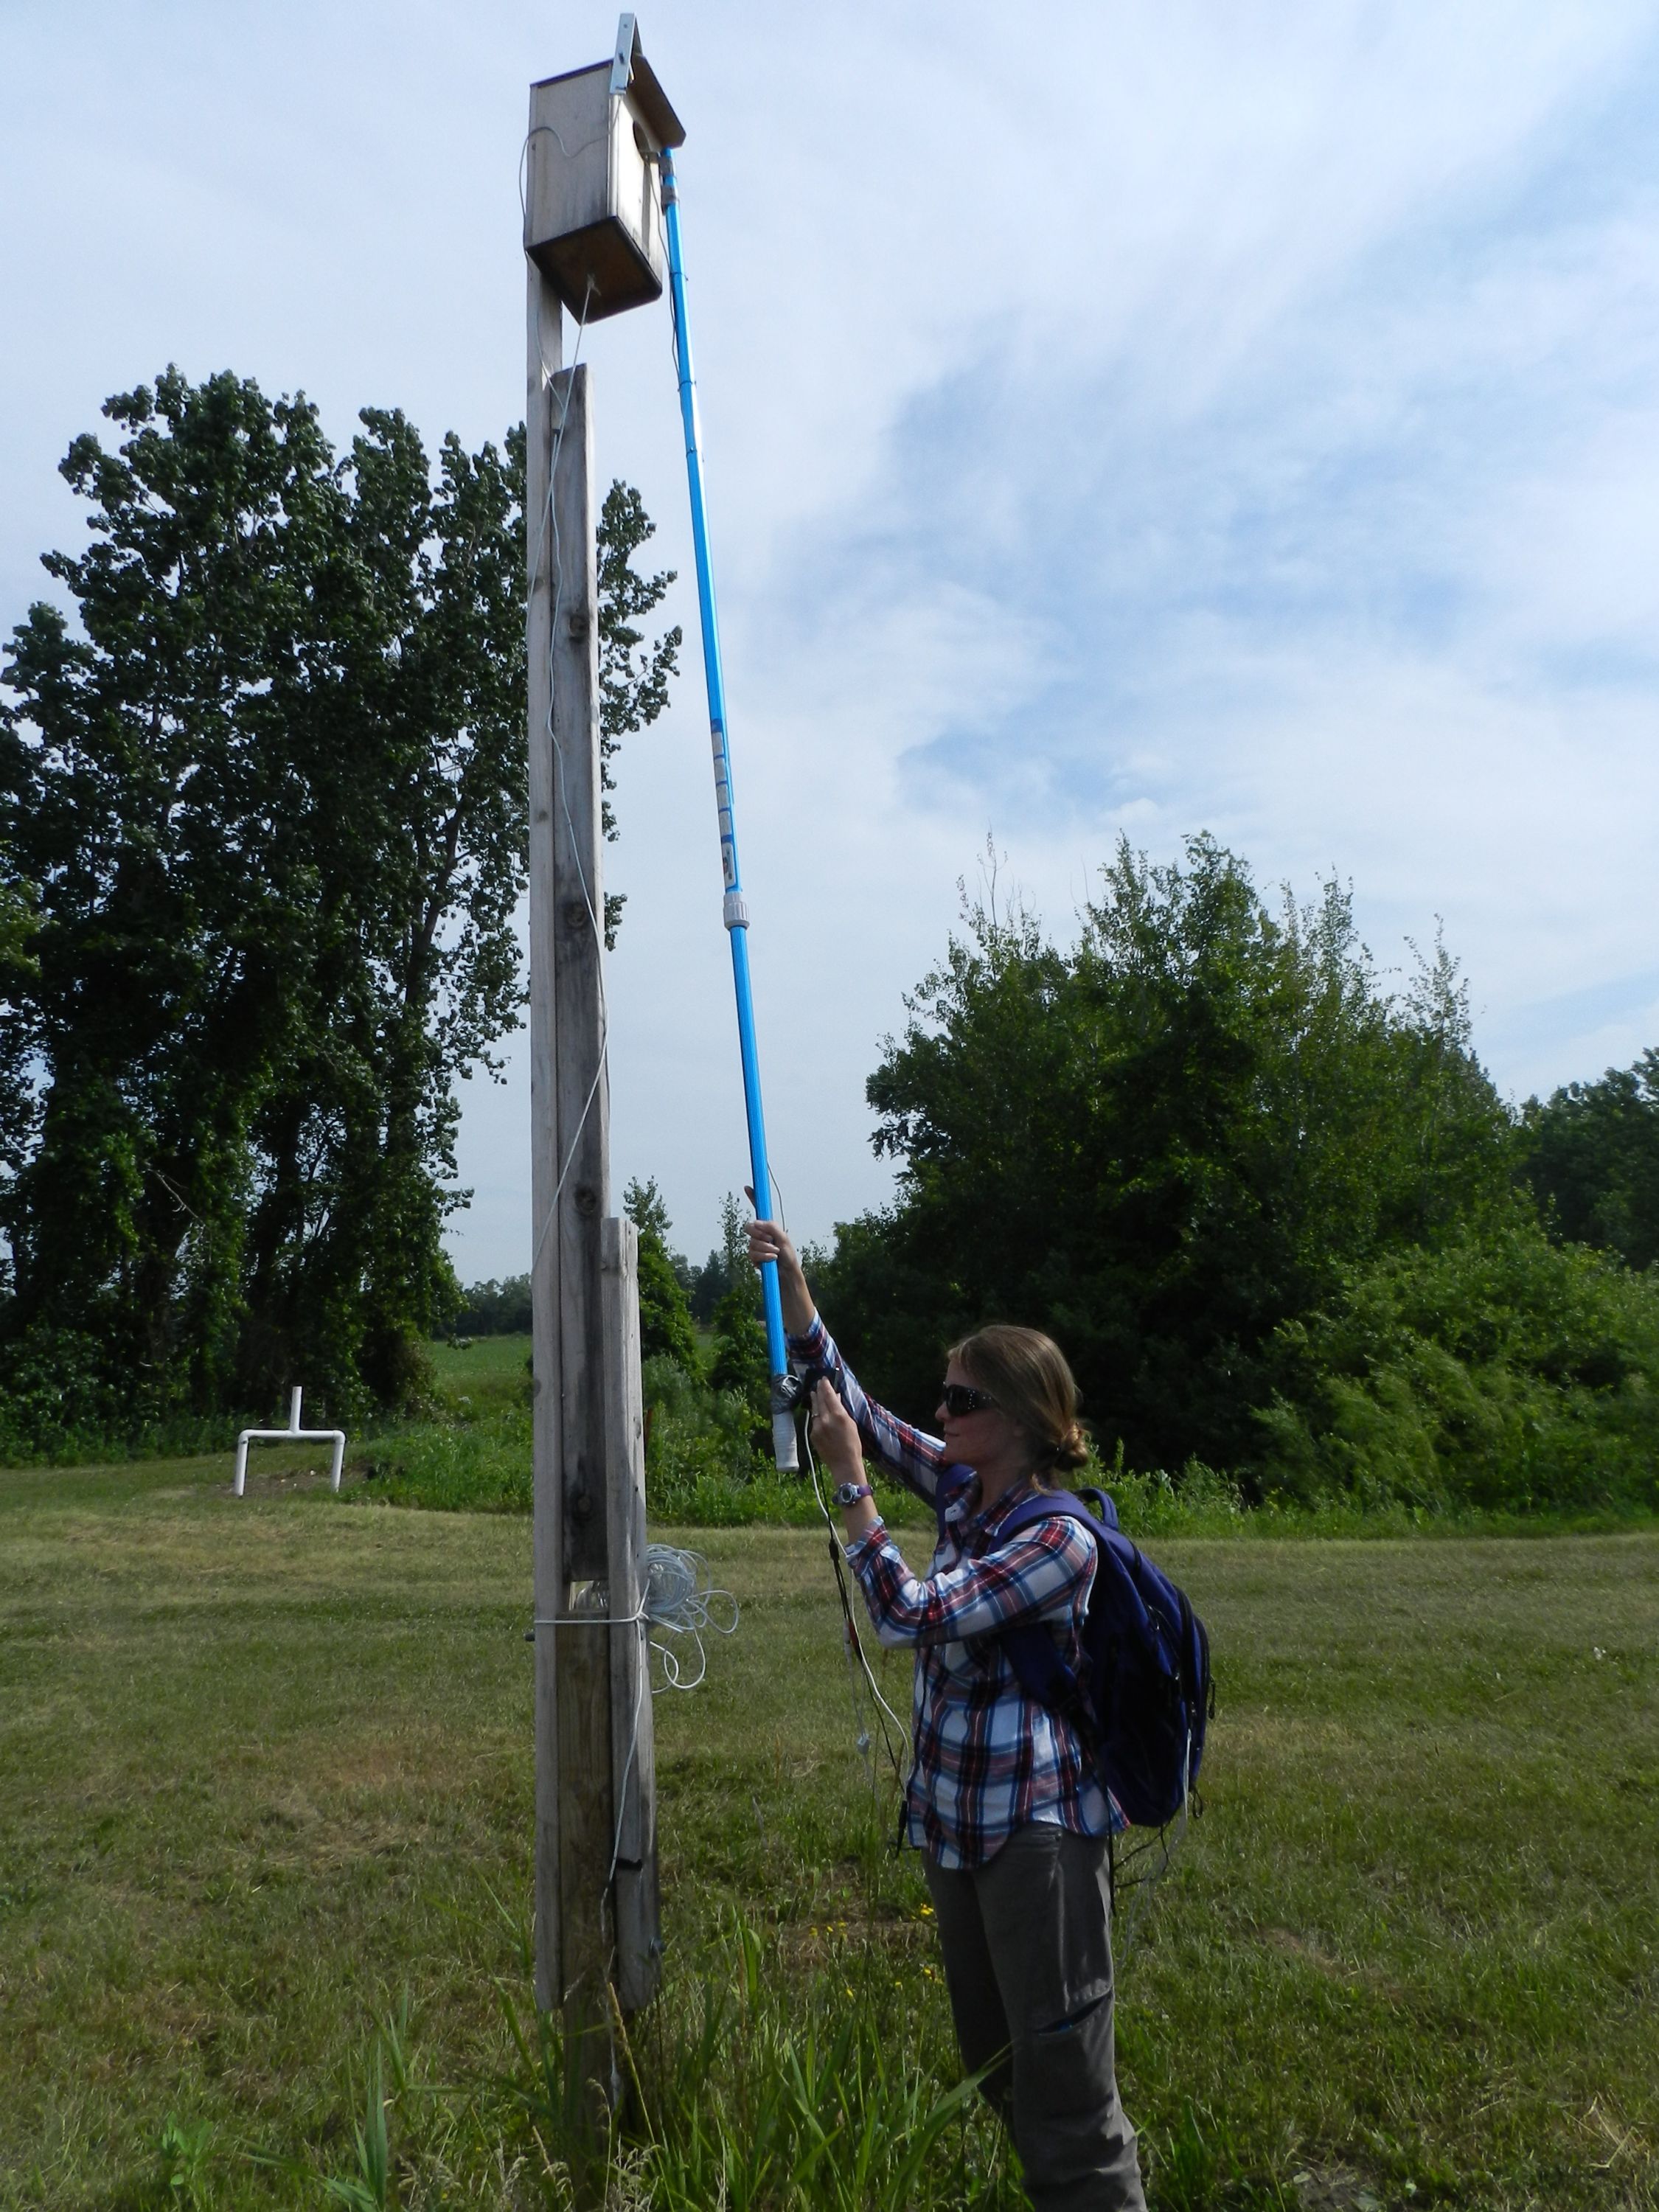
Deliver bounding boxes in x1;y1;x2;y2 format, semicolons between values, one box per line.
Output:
723;891;749;931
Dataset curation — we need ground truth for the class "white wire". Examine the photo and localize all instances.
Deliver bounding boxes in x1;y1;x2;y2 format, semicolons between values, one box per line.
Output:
518;123;608;229
801;1413;914;1778
799;1427;875;1775
607;1632;650;1891
1110;1732;1194;1961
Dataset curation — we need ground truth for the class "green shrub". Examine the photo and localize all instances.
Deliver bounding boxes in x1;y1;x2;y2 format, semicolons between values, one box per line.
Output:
341;1254;1659;1531
0;1322;246;1465
643;1354;785;1520
1099;1451;1248;1538
1256;1211;1659;1512
357;1402;532;1512
348;1335;532;1510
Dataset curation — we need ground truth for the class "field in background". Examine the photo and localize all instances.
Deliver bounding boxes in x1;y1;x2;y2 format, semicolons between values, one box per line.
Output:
428;1335;535;1397
1;1453;1655;2209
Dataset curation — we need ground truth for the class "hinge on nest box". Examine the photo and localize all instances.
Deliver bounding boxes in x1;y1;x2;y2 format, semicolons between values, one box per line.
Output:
609;14;636;96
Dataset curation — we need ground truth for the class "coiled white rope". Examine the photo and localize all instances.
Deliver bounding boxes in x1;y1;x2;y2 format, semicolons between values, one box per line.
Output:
642;1542;739;1692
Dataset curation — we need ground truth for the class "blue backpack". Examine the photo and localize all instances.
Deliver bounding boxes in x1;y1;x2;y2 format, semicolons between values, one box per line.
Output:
936;1472;1213;1830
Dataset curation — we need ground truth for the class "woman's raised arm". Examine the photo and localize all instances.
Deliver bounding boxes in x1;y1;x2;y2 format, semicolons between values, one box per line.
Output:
745;1219;947;1502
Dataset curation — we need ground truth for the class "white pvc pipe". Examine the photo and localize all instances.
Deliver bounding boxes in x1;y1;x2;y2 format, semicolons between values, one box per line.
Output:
233;1386;348;1495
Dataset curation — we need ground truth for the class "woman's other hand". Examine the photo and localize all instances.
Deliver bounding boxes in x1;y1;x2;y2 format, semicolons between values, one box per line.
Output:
809;1377;862;1481
745;1219;815;1333
811;1380;879;1539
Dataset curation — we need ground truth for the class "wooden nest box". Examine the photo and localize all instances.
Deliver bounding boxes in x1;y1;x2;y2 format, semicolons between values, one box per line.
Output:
526;15;686;323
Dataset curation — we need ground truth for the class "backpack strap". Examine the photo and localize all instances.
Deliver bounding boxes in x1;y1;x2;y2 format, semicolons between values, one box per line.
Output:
997;1490;1107;1540
932;1461;979;1543
1077;1484;1120;1531
988;1491;1105;1712
933;1482;1123;1716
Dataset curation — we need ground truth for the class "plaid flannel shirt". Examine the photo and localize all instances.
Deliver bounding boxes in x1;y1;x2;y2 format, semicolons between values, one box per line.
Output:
790;1314;1117;1870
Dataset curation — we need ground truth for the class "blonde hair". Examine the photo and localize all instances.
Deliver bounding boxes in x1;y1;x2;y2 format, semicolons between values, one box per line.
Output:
950;1323;1089;1483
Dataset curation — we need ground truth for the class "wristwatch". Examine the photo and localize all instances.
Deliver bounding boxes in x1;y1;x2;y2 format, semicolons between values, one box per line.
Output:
833;1481;874;1509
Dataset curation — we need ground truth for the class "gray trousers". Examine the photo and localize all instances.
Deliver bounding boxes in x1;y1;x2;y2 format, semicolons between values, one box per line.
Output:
925;1825;1147;2212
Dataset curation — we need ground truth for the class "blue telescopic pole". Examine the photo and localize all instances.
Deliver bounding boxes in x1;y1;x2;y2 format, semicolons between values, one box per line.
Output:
659;148;796;1472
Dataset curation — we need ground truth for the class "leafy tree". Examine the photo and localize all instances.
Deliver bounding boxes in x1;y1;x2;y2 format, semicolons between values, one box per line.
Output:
598;484;680;948
708;1191;768;1414
623;1175;699;1370
0;367;677;1443
817;835;1514;1480
686;1242;731;1326
0;877;38;1222
1519;1049;1659;1272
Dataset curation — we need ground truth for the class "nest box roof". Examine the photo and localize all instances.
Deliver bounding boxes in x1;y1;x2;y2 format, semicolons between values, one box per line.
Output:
532;16;686;152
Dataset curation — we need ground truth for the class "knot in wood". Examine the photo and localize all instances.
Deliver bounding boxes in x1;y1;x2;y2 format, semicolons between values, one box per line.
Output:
565;610;590;640
574;1183;599;1218
568;1488;594;1525
560;898;590;937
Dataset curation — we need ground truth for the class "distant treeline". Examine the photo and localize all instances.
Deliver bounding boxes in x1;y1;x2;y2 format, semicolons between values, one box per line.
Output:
451;1279;533;1337
453;1228;745;1340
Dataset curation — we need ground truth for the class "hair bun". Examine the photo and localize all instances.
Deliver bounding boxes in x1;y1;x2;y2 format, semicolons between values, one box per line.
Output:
1051;1421;1090;1472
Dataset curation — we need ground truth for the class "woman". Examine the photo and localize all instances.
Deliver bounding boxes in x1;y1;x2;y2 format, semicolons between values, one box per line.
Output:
748;1220;1147;2212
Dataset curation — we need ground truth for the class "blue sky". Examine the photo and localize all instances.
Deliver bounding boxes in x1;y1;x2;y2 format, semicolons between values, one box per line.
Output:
4;1;1658;1276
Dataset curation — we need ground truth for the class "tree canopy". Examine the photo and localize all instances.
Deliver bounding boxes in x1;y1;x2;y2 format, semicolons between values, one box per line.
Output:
815;835;1659;1511
1520;1049;1659;1273
0;367;676;1450
623;1175;699;1371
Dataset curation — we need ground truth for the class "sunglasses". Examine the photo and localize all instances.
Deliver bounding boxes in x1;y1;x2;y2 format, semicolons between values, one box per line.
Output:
940;1382;998;1417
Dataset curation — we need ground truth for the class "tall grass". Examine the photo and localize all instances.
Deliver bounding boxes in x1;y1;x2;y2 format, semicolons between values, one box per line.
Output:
358;1402;535;1513
355;1337;533;1512
281;1907;1318;2209
490;1916;1018;2211
270;1910;1019;2211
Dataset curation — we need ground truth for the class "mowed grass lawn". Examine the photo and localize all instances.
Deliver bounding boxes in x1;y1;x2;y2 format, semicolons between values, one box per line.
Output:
1;1453;1655;2211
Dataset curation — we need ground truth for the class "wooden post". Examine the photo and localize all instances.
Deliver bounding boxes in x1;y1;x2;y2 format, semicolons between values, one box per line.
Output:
602;1217;660;2012
526;96;661;2169
529;288;618;2146
533;354;619;2115
546;359;614;2098
526;248;567;2023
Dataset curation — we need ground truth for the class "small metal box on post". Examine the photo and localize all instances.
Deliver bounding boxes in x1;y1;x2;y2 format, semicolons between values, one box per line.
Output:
523;10;679;2154
526;16;685;324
